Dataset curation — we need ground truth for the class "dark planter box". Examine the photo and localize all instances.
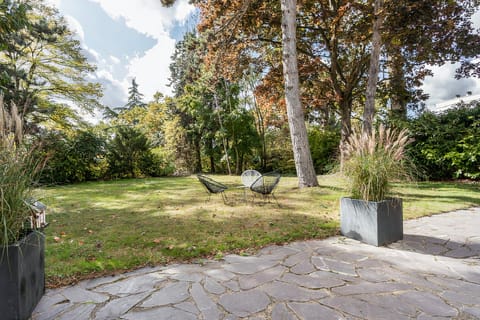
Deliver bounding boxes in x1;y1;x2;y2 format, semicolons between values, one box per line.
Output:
0;231;45;320
340;197;403;246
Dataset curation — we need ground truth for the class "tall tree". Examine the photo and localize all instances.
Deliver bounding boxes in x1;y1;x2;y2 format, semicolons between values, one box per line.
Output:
0;0;102;136
280;0;318;187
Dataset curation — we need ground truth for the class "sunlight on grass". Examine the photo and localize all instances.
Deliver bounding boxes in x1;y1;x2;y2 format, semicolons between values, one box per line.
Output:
37;175;480;287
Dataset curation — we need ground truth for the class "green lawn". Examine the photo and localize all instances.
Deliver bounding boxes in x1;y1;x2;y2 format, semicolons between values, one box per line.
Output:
37;174;480;287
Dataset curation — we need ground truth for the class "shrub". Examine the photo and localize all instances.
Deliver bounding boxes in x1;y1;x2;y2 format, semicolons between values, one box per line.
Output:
407;104;480;180
342;125;412;201
308;126;340;174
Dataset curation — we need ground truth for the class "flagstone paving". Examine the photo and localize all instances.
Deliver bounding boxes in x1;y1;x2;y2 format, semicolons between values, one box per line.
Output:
33;207;480;319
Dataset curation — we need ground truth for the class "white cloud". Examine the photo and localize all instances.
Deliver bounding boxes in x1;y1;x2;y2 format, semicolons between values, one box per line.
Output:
127;36;176;99
422;63;480;107
89;0;195;39
95;69;129;108
109;55;121;64
87;0;195;102
64;15;85;41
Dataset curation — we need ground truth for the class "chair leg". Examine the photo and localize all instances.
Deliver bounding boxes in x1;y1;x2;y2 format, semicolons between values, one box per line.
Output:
221;191;228;204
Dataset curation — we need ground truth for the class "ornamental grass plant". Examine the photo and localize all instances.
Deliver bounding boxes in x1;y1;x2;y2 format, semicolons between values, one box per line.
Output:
0;97;42;247
342;125;412;202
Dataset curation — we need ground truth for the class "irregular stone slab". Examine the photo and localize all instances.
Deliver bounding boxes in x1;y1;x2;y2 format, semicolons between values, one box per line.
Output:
398;291;458;317
219;289;270;317
427;276;480;296
171;272;203;282
174;301;199;314
239;265;286;290
141;282;190;307
204;276;226;294
122;306;197;320
224;257;278;275
356;267;394;283
261;281;329;302
283;252;310;268
271;303;297;320
320;296;400;319
288;302;345;320
359;293;418;317
311;256;357;276
60;286;109;304
204;268;236;281
442;290;480;305
94;274;164;296
445;246;474;258
282;271;344;289
290;259;316;275
95;291;150;319
223;280;240;291
332;281;413;296
191;283;221;320
82;274;124;290
32;298;73;320
56;303;95;320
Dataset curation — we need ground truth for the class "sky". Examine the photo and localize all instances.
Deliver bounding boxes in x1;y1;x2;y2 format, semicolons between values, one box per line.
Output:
46;0;480;115
46;0;196;113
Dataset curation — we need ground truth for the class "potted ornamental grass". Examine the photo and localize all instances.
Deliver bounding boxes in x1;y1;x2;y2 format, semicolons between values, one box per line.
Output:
340;125;412;246
0;101;46;320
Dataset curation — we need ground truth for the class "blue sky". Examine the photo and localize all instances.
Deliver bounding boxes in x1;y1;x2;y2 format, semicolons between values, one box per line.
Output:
47;0;479;114
47;0;195;112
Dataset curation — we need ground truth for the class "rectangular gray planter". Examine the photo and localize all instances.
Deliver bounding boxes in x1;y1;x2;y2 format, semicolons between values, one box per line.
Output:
340;197;403;246
0;231;45;320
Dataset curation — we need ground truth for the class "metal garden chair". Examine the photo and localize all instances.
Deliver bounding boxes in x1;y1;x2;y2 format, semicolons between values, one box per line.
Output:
196;174;229;204
250;172;281;206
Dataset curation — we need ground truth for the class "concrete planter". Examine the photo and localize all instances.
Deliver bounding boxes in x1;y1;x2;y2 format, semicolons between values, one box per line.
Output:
340;197;403;246
0;231;45;320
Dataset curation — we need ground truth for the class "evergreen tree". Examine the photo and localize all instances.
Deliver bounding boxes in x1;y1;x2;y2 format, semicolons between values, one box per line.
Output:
124;78;146;110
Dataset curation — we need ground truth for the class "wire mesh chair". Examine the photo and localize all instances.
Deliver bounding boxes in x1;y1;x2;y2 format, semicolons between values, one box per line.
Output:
250;172;281;206
241;170;262;187
197;174;229;204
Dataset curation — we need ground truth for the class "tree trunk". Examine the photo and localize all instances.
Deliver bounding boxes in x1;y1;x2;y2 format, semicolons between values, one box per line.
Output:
339;95;352;170
388;53;408;120
364;0;384;134
280;0;318;188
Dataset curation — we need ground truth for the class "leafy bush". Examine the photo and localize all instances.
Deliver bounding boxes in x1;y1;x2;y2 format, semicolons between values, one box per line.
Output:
407;104;480;180
39;130;107;184
342;125;412;201
308;126;340;174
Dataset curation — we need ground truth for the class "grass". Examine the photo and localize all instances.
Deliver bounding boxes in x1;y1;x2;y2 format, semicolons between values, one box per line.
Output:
36;174;480;287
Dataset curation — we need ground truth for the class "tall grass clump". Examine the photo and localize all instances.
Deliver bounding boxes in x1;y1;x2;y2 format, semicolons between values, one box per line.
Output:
342;125;412;202
0;96;42;247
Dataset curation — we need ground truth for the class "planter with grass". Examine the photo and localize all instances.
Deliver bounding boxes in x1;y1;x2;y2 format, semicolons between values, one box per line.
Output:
0;108;46;320
340;125;412;246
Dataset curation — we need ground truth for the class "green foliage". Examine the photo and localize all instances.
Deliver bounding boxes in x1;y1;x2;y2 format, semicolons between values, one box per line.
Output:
308;126;340;174
0;0;101;135
342;126;412;201
265;126;295;174
106;126;154;179
407;104;480;180
39;130;107;184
